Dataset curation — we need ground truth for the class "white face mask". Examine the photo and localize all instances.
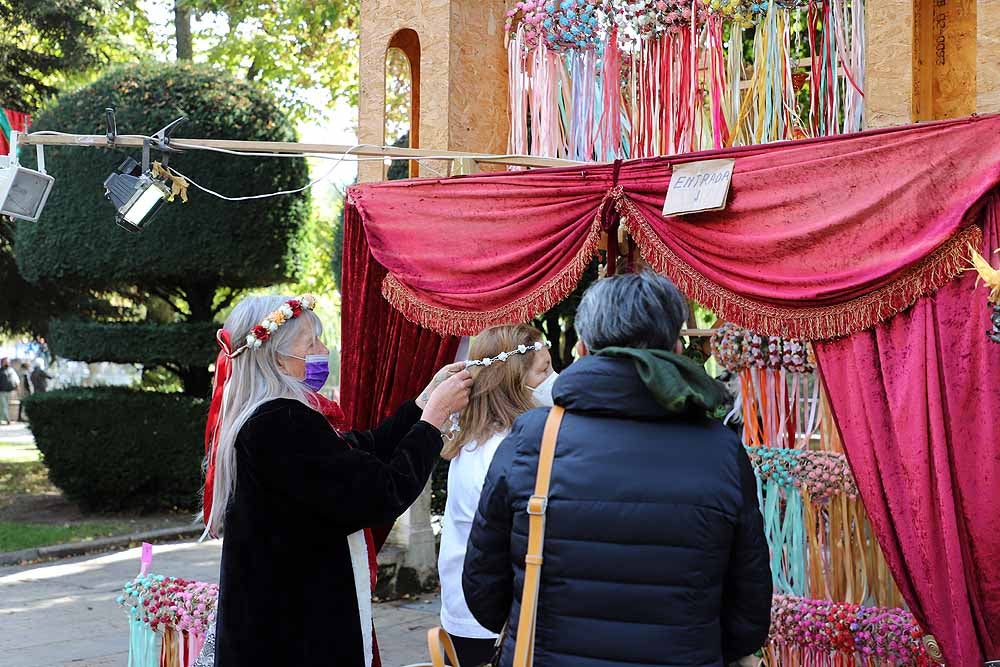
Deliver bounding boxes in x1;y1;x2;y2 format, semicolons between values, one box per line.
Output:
527;371;559;407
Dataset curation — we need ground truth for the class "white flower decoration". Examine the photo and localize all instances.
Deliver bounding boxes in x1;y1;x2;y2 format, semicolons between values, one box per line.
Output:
279;304;294;318
518;345;528;354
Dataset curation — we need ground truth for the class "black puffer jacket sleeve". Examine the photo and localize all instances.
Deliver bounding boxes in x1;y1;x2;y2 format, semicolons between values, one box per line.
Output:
340;400;424;462
462;421;521;634
721;445;773;662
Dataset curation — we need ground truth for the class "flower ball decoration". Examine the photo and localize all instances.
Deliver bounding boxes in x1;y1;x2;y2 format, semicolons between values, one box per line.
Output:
746;446;859;502
609;0;712;42
710;323;815;374
704;0;760;27
119;574;219;636
769;595;931;666
505;0;608;52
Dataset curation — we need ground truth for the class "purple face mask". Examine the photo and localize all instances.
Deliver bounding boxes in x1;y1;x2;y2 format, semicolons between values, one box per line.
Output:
289;354;330;392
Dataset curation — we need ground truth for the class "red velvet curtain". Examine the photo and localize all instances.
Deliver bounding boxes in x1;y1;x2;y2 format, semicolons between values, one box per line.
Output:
349;115;1000;340
814;195;1000;665
342;116;1000;662
340;204;460;549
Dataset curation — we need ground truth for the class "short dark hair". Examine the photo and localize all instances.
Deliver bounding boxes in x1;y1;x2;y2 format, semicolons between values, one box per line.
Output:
575;271;688;351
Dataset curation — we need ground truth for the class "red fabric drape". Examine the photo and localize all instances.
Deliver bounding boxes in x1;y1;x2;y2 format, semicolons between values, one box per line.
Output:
348;115;1000;339
815;196;1000;665
343;116;1000;663
340;203;461;551
0;109;30;154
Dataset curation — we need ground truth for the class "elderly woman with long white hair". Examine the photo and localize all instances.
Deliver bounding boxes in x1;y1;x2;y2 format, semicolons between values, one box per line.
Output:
195;294;471;667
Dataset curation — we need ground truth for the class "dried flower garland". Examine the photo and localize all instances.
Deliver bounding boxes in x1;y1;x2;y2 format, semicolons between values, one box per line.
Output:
747;446;858;502
711;323;815;374
768;595;932;666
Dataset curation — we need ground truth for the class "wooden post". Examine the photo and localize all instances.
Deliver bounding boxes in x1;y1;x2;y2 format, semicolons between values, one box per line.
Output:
358;0;512;183
866;0;996;126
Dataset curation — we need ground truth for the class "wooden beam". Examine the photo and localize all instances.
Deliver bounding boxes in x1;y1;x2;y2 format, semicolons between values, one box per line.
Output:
18;133;586;169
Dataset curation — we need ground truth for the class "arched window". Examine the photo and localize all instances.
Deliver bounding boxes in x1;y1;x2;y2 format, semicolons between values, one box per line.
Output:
385;29;420;179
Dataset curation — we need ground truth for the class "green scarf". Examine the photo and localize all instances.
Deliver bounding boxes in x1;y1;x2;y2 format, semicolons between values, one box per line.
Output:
594;347;731;420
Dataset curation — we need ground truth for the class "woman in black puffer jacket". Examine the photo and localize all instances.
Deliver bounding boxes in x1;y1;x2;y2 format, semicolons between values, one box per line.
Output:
463;272;772;667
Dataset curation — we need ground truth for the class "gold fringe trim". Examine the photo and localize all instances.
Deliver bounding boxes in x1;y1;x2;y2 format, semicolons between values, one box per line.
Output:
378;192;614;336
615;191;982;340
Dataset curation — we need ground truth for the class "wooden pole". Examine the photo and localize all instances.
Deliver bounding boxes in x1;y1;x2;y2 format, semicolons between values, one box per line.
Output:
18;133;586;169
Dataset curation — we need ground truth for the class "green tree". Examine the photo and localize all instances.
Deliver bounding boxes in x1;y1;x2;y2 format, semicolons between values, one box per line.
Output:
16;62;310;396
181;0;359;121
0;0;151;112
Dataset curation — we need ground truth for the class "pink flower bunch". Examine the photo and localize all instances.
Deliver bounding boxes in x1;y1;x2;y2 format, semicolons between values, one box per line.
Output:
769;595;931;666
119;574;219;637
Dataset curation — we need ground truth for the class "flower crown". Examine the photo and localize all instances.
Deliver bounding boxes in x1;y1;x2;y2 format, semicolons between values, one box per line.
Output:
225;294;317;359
464;340;552;368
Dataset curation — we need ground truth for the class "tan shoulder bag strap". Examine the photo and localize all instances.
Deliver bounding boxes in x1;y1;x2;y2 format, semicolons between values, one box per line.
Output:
426;626;460;667
512;405;565;667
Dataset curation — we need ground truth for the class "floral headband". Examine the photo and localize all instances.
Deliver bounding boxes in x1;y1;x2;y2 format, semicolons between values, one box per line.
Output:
221;294;317;360
464;340;552;368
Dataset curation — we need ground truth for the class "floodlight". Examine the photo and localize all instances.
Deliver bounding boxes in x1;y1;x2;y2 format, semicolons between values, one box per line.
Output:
0;132;54;222
103;157;170;233
102;111;188;233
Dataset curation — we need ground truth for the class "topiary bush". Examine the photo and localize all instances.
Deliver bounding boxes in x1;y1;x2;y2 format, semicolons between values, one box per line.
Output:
16;62;309;291
47;320;219;367
24;388;207;512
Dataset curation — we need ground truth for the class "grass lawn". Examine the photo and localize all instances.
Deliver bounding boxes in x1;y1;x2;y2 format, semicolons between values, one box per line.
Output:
0;439;194;553
0;440;59;497
0;521;136;552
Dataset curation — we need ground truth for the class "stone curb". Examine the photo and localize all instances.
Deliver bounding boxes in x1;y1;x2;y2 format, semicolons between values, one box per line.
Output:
0;525;204;567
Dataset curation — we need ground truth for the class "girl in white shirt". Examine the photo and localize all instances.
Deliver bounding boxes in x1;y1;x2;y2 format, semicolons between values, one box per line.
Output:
437;325;557;666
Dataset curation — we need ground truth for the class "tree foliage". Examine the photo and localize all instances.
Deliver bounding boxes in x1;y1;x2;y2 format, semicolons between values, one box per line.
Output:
184;0;358;121
0;0;151;112
17;62;309;294
15;63;309;395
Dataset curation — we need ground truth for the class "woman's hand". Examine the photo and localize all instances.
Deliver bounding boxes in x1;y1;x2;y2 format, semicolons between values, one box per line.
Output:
416;361;467;409
421;370;473;430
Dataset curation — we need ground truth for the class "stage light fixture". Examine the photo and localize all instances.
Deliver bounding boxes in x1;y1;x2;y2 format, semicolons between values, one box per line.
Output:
104;157;170;233
102;110;186;233
0;131;54;222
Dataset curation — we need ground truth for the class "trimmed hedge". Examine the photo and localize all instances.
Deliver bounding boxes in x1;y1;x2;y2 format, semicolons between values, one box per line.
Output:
24;389;207;512
48;320;219;367
15;62;309;290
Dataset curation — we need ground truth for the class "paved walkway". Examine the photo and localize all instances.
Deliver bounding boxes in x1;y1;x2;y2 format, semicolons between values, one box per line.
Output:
0;422;35;445
0;540;441;667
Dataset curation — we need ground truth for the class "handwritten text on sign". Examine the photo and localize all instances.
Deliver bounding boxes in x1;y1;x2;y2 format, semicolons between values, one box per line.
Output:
662;158;735;216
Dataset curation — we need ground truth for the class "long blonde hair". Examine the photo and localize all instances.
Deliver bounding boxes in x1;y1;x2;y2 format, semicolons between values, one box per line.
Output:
442;324;543;460
200;295;322;539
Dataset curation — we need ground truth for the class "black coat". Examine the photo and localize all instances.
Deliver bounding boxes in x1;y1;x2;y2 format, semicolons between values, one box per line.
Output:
214;398;442;667
463;356;772;667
